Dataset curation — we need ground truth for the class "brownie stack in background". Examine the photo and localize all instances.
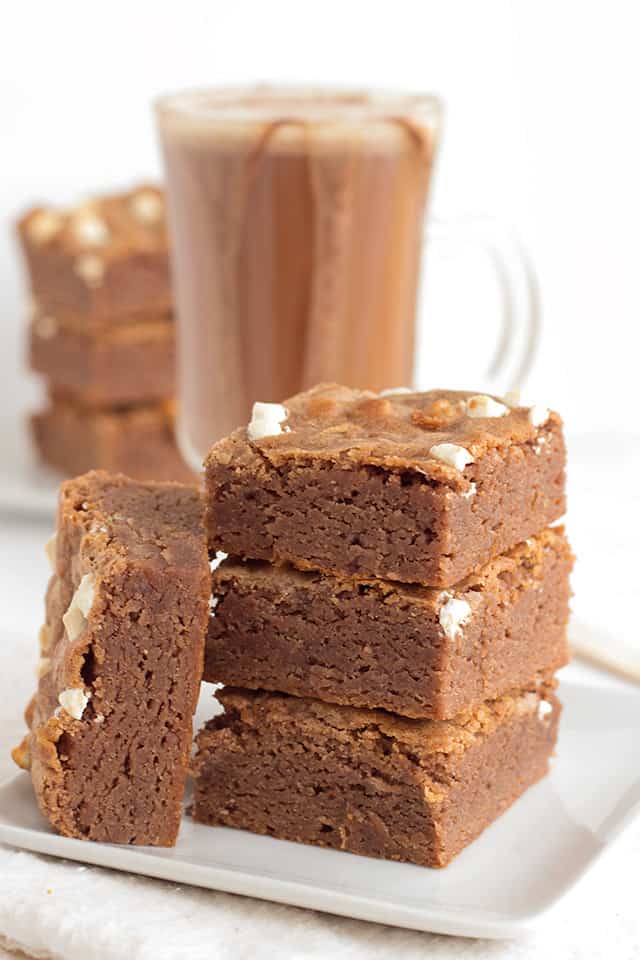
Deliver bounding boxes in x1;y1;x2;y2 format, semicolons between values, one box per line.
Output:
193;383;572;868
16;185;194;483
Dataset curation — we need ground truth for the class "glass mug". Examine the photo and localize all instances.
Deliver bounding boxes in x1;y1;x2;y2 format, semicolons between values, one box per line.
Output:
155;87;538;470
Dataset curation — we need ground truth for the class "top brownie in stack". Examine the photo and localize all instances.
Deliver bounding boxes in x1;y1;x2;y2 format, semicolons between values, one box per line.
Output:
204;383;566;586
18;185;170;322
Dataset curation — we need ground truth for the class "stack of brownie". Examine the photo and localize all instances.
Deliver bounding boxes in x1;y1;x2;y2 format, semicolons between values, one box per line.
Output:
17;186;193;483
12;383;571;868
193;383;572;867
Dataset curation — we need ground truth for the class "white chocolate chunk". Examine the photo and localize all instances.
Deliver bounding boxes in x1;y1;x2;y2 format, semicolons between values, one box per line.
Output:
130;190;164;224
466;394;508;418
439;594;472;640
538;699;553;721
71;214;110;246
34;315;58;340
210;596;220;614
462;482;477;499
429;443;474;471
62;573;95;642
74;254;105;288
37;657;51;679
63;606;85;643
379;386;412;397
210;550;228;573
247;402;288;441
38;623;51;654
528;405;550;427
533;436;547;456
27;210;64;245
44;534;57;571
58;687;90;721
75;573;95;617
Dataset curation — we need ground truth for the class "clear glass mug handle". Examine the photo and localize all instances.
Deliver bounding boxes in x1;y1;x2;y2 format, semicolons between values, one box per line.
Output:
424;216;541;391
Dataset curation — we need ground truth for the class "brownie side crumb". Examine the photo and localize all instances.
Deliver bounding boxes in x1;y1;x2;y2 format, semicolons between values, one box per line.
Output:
205;527;573;718
192;686;560;867
29;313;175;406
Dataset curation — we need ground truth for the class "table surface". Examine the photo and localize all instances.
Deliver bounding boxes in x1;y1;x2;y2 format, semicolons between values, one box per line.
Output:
0;434;638;959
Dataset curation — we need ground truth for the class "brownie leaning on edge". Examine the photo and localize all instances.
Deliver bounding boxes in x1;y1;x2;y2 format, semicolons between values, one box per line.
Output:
12;470;209;846
205;526;573;719
204;383;566;587
192;685;561;868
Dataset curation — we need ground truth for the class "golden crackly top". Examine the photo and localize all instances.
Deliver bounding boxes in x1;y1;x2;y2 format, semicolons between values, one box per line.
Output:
17;184;167;259
217;684;556;760
207;382;562;487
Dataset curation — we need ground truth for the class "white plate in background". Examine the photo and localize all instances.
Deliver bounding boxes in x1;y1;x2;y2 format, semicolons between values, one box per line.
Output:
0;413;59;517
0;679;639;939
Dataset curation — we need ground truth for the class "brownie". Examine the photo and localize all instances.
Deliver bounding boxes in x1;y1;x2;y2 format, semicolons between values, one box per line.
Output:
12;471;210;845
205;527;572;719
204;384;566;587
17;185;170;321
31;399;195;484
192;685;560;868
29;310;175;406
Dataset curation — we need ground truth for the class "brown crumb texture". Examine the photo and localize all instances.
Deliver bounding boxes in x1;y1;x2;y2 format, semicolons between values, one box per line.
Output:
205;527;573;719
17;185;170;321
16;470;210;846
29;309;175;406
192;685;561;868
31;399;196;484
204;383;566;587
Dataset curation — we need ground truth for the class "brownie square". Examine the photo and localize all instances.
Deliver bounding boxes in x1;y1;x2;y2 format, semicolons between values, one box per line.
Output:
204;383;566;587
31;399;195;484
12;471;209;845
29;309;175;406
192;685;560;868
17;185;170;321
205;527;572;719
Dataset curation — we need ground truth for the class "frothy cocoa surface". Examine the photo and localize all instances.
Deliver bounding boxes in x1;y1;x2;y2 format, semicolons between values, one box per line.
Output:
157;87;441;463
157;86;441;141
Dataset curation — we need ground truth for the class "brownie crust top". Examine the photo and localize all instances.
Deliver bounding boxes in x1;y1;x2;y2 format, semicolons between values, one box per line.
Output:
216;684;557;760
207;383;561;489
18;184;167;262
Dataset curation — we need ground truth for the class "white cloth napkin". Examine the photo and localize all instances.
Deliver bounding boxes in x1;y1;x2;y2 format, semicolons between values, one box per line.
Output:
0;819;639;960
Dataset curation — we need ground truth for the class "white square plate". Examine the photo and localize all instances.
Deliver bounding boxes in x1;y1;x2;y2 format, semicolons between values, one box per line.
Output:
1;679;639;940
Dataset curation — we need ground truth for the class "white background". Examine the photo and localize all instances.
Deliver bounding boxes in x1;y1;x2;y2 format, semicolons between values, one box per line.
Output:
1;0;639;427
